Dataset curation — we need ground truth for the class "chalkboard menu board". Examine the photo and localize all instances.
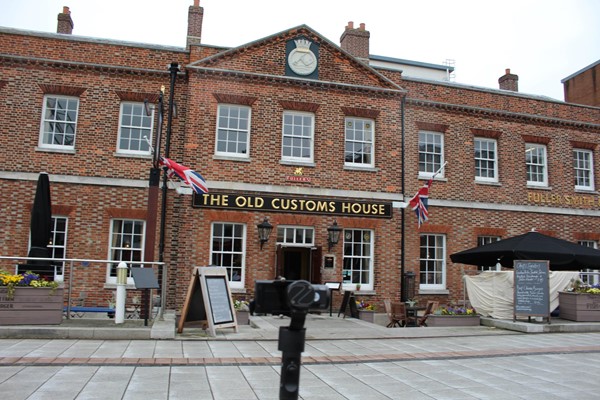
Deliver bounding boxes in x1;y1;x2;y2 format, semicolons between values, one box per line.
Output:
513;260;550;322
206;276;234;324
177;267;238;336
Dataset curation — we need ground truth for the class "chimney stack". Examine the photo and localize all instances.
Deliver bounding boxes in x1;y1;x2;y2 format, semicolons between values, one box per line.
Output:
187;0;204;48
57;6;74;35
340;21;370;61
499;68;519;92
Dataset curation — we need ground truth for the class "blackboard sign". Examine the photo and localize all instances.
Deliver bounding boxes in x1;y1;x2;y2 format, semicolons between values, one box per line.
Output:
205;276;234;324
337;291;359;318
177;267;238;336
513;260;550;322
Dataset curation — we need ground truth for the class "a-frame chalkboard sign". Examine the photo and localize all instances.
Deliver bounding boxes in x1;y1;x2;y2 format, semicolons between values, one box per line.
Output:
177;266;238;336
337;290;359;318
513;260;551;324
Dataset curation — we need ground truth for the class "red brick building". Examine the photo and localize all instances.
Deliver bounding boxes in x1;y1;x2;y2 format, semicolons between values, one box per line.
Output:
1;2;599;312
562;59;600;107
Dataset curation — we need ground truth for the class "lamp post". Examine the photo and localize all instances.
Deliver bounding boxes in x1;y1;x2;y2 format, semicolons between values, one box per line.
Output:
115;261;127;324
143;62;180;321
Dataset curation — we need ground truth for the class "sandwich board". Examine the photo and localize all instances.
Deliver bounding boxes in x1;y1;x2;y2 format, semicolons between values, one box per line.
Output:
177;266;238;336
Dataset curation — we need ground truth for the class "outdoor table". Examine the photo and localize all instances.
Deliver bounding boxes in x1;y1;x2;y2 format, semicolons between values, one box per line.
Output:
405;304;425;327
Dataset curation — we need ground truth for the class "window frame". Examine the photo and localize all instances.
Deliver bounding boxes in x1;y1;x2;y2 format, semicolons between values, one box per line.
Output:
344;117;375;168
579;240;599;285
477;235;501;271
215;104;251;159
342;229;374;291
107;219;145;284
276;226;315;246
117;101;154;155
418;131;444;179
281;110;315;163
48;216;68;282
419;234;446;290
39;94;79;150
573;148;594;191
474;137;498;183
526;143;548;187
210;222;246;289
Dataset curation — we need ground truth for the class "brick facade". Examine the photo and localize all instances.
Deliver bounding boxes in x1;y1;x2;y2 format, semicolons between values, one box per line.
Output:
1;2;599;314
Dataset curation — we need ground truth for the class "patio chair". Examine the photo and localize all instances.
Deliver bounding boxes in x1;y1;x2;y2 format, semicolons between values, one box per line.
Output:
384;299;406;328
418;300;439;327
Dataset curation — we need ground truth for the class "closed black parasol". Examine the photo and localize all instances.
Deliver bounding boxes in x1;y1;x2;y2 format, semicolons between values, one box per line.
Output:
450;231;600;270
25;172;54;279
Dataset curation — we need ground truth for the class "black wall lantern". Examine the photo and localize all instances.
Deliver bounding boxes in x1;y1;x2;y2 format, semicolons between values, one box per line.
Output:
327;220;342;251
257;217;273;250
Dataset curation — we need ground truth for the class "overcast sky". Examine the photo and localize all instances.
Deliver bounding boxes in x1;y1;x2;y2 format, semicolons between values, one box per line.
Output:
1;0;598;101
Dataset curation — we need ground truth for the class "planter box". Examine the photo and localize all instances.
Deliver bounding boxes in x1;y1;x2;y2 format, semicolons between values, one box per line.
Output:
559;291;600;322
358;310;376;323
426;315;481;327
236;310;249;325
0;287;64;325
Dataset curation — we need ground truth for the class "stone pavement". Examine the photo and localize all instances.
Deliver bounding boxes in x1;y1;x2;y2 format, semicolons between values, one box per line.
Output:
1;314;600;399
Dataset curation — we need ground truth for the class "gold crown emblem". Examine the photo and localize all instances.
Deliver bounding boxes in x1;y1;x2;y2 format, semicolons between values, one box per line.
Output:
294;167;304;176
294;39;312;52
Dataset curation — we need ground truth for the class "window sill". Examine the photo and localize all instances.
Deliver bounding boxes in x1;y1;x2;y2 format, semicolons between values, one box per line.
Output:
418;175;447;182
103;283;137;289
114;152;152;159
344;165;379;172
230;288;248;294
213;155;251;162
279;160;315;168
36;146;76;154
526;185;552;190
575;188;598;194
475;180;501;186
418;289;449;295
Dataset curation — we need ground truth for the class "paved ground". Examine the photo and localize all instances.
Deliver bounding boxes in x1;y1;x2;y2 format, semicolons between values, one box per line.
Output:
1;315;599;399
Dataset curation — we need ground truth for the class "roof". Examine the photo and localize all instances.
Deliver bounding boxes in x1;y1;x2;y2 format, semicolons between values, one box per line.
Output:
369;54;454;72
561;59;600;83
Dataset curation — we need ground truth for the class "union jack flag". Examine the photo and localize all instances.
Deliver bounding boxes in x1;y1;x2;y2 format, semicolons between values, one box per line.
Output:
159;157;208;194
408;178;432;227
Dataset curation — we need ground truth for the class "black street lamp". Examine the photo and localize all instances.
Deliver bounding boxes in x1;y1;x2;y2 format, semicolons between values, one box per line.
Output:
327;220;342;251
257;218;273;250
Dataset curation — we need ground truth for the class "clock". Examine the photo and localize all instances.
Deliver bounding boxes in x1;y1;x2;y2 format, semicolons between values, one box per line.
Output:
288;39;317;76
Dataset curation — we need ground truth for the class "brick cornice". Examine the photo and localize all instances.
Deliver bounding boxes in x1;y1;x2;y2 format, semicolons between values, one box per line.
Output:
415;121;449;133
115;91;160;103
192;68;404;98
521;134;550;144
570;140;597;150
470;128;502;139
0;54;181;79
407;98;600;131
212;93;257;106
39;83;86;96
341;106;380;119
279;100;319;112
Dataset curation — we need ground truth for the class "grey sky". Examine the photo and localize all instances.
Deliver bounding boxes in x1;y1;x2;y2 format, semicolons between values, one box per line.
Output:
1;0;598;101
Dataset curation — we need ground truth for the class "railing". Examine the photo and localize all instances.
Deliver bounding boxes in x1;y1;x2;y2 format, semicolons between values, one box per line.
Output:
0;255;166;320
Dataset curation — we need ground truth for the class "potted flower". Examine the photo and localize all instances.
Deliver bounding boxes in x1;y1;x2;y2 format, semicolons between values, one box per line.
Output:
356;299;377;323
234;299;250;325
427;305;480;327
559;280;600;322
0;270;63;325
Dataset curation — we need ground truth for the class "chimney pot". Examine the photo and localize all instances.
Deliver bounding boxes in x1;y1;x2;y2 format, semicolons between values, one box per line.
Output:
62;6;70;14
193;0;199;6
347;21;354;29
359;23;365;30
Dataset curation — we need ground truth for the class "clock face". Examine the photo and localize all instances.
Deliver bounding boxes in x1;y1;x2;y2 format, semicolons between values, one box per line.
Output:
288;48;317;76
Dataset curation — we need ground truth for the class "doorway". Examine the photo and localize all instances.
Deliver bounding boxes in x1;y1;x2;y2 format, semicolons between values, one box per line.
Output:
277;246;322;283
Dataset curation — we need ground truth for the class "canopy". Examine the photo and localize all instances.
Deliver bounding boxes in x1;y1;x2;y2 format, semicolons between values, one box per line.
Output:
450;231;600;270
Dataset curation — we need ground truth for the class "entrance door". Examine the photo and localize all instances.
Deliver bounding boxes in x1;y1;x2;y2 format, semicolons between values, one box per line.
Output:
282;247;310;281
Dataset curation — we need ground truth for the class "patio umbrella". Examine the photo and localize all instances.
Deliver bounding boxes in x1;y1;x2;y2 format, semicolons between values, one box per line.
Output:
25;172;53;279
450;231;600;270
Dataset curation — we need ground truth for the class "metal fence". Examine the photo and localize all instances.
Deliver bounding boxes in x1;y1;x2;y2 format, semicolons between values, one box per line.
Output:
0;255;166;320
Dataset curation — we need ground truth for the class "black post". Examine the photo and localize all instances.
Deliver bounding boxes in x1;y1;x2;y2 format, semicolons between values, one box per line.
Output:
158;62;180;264
400;95;407;301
